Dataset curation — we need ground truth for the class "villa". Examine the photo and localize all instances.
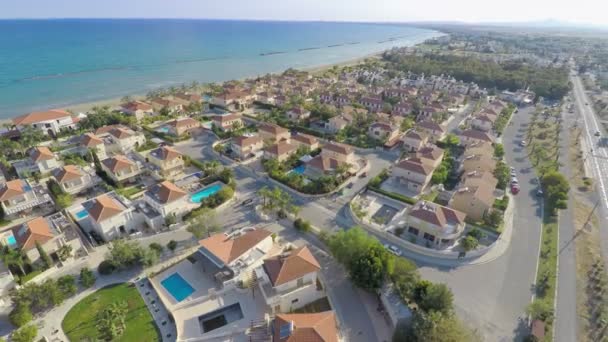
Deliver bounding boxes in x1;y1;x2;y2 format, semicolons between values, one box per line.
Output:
264;141;299;162
462;170;498;189
121;100;154;121
416;121;446;142
83;192;138;241
12;109;78;136
101;155;142;184
401;130;428;152
143;181;190;224
258;123;290;143
174;92;202;106
14;146;61;178
79;132;107;160
291;133;320;151
367;122;400;142
230;135;264;159
471;113;497;132
272;311;340;342
459;129;494;146
415;144;445;169
450;185;496;222
104;126;147;154
321;142;355;165
146;146;185;180
166;117;201;137
403;201;467;248
52;165;100;195
0;179;54;217
285;107;311;122
150;98;184;113
326;115;349;133
461;153;497;174
392;158;435;195
211;113;242;132
255;246;324;313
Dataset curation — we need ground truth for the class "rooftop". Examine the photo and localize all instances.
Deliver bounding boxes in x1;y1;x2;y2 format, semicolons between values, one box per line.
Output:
198;229;273;267
263;246;320;287
145;181;187;205
273;311;338;342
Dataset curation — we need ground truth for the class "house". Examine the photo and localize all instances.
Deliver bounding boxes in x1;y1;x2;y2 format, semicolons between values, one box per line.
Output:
462;154;497;174
101;155;142;184
326;115;348;133
471;113;497;132
256;92;276;105
392;102;413;116
286;107;311;122
174;92;202;106
12;109;78;136
84;192;137;241
256;245;324;313
197;228;274;285
465;141;495;157
14;146;61;178
79;133;107;160
392;158;435;195
11;216;74;263
359;97;384;112
321;142;355;165
459;129;494;146
291;133;320;151
52;165;100;195
272;311;339;342
462;170;498;189
450;185;495;222
166;117;201;137
212;113;242;132
121;101;154;121
404;201;467;248
150;98;184;113
258;123;291;143
146;146;185;180
97;126;146;154
231;135;264;159
415;144;445;169
264;141;299;162
367;122;400;142
0;179;54;217
417;121;447;142
401;130;428;152
304;155;347;179
143;181;190;223
211;90;251;109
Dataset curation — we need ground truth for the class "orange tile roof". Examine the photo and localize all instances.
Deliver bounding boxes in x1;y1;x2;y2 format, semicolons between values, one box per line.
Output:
30;146;55;162
154;146;182;161
109;127;133;139
232;135;263;147
291;133;318;146
80;133;103;147
88;194;125;222
12;109;71;125
155;181;187;204
273;311;338;342
0;180;26;201
323;142;353;155
168;117;199;128
12;217;55;251
258;122;289;135
263;246;320;286
198;229;273;265
54;165;83;183
395;158;434;176
102;155;135;173
264;141;298;156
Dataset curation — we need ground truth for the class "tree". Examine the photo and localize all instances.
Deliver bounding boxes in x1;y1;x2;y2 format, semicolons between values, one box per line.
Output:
483;210;503;228
541;171;570;212
35;242;53;269
105;239;144;269
57;275;77;297
98;260;115;275
389;257;420;300
348;244;392;291
139;247;160;267
400;118;415;132
56;244;73;261
395;311;479;342
526;299;554;322
460;236;479;251
493;161;510;189
167;240;178;253
187;207;220;239
11;324;38;342
1;246;26;275
97;301;128;341
494;143;505;159
417;283;454;314
79;267;96;288
9;303;33;327
149;243;163;255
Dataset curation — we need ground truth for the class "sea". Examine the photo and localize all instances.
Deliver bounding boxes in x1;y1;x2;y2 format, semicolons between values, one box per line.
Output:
0;19;441;118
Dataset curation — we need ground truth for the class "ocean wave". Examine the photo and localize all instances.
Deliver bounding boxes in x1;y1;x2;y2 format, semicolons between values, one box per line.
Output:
259;51;287;56
298;47;321;51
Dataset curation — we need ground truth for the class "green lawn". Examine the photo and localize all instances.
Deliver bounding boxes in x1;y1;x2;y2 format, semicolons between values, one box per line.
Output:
62;283;160;342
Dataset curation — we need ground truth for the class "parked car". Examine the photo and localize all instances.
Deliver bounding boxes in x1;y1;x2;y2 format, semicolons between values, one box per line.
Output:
536;188;544;196
384;244;402;257
510;170;517;177
511;185;520;195
360;172;368;178
520;140;527;147
595;131;601;137
241;198;254;206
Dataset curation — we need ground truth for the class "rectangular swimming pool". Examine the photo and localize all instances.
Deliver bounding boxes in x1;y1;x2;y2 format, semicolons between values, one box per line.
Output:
198;302;244;333
75;210;89;219
190;184;222;203
290;164;306;175
6;235;16;246
161;273;195;302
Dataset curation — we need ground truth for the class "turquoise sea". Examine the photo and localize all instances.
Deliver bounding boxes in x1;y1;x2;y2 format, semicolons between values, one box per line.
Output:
0;19;440;118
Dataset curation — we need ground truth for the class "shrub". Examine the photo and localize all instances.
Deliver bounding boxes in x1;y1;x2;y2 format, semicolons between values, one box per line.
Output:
149;243;163;254
98;260;115;275
294;218;312;232
9;303;32;327
11;324;37;342
167;240;178;252
460;236;479;251
79;267;96;288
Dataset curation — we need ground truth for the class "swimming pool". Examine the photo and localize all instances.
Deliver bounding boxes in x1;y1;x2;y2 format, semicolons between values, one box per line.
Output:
156;126;170;133
190;184;222;203
161;273;195;302
75;210;89;219
6;235;16;246
290;165;306;175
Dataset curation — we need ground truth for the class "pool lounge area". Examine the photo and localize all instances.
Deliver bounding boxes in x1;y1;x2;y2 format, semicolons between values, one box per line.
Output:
190;183;223;203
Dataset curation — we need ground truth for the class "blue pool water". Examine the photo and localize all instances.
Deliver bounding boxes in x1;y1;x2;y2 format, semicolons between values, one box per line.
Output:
75;210;89;219
191;184;222;203
6;235;16;246
290;165;306;175
161;273;195;302
156;126;170;133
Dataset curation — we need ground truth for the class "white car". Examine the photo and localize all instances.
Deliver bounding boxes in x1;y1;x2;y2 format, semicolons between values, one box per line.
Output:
520;140;527;147
384;244;402;257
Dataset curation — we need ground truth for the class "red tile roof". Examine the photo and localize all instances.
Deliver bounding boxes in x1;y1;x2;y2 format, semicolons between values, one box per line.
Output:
30;146;55;162
323;142;353;155
273;311;338;342
198;229;273;265
409;201;466;227
88;194;125;222
102;155;135;173
13;110;71;125
263;246;320;286
54;165;83;183
0;180;26;201
395;158;434;176
12;217;55;251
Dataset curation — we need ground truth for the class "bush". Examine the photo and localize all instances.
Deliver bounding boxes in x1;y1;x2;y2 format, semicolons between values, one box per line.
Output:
167;240;178;252
460;236;479;251
11;324;37;342
149;243;163;254
9;303;32;327
294;218;312;232
79;267;96;288
98;260;115;275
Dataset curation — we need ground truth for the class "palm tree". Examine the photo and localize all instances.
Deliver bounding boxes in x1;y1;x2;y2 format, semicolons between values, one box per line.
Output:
258;186;273;209
1;247;26;275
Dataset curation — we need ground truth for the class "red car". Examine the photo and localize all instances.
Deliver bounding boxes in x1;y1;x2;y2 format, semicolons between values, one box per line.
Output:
511;185;520;195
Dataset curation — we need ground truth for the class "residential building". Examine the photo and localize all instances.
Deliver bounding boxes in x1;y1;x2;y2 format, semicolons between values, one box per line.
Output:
166;117;201;137
258;123;291;143
256;246;324;313
12;109;78;136
450;185;496;221
212;113;242;132
291;133;320;151
462;154;497;174
462;170;498;189
286;107;311;122
0;179;53;217
231;135;264;159
326;115;348;133
98;126;146;154
84;192;138;241
404;201;466;248
367;122;400;142
459;129;494;147
146;146;185;180
52;165;100;195
415;144;445;169
143;181;190;223
121;101;154;121
101;155;142;184
79;133;107;160
392;158;434;195
264;141;299;162
304;155;347;179
174;92;202;106
150;98;184;113
0;262;16;299
471;113;497;132
271;311;339;342
359;97;384;112
465;141;495;157
321;142;355;165
401;130;428;152
14;146;61;178
417;121;447;142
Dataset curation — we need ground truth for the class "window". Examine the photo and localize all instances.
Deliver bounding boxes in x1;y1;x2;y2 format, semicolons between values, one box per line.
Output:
408;226;419;235
291;298;299;304
423;233;435;242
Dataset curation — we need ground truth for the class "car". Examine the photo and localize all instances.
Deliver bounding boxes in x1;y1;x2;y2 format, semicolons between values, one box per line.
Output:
347;182;354;189
536;188;544;196
510;166;516;172
511;185;520;195
384;244;402;257
511;176;518;183
596;131;601;137
241;198;254;206
510;171;517;177
360;172;368;178
520;140;527;147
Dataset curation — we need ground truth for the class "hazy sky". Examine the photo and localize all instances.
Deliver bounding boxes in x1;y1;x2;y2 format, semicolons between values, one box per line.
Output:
1;0;605;26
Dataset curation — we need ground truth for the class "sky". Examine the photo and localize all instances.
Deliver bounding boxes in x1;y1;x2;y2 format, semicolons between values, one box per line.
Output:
1;0;606;26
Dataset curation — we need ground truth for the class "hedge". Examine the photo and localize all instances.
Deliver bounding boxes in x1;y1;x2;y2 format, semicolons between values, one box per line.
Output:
367;186;417;205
